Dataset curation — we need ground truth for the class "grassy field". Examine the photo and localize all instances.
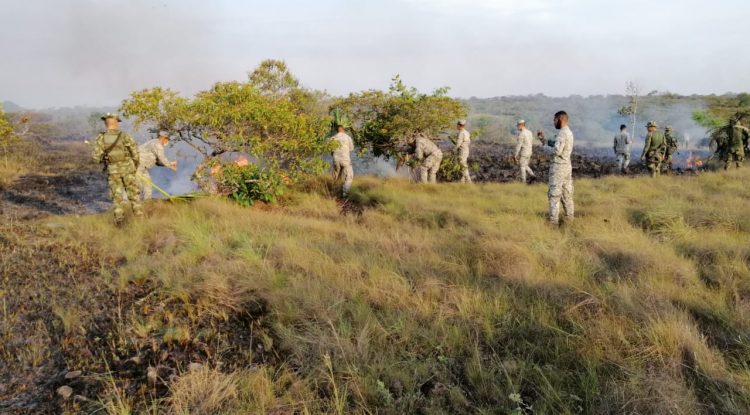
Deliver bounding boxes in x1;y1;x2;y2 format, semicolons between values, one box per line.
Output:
2;168;750;414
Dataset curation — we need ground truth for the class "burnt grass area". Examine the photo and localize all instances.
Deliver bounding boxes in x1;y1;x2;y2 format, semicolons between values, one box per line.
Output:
468;142;705;183
0;142;110;221
0;222;281;414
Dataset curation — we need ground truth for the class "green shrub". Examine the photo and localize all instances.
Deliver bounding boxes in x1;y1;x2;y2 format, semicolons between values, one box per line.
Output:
219;163;286;206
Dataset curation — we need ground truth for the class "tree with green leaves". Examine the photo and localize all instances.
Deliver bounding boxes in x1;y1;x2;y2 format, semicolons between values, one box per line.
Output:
121;60;332;199
0;104;18;169
692;94;750;154
332;76;466;162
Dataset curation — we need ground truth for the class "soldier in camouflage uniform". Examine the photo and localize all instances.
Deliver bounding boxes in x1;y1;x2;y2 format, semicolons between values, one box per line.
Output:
414;134;443;183
92;113;142;225
613;124;632;174
662;125;679;174
514;120;537;183
329;124;355;196
725;120;749;169
137;130;177;200
640;121;666;178
454;120;472;183
539;111;574;226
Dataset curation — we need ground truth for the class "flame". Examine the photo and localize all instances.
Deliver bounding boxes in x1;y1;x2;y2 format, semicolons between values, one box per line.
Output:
685;154;703;170
235;155;249;167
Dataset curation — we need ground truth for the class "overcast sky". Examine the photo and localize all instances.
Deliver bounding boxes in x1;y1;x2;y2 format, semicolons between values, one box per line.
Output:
1;0;748;108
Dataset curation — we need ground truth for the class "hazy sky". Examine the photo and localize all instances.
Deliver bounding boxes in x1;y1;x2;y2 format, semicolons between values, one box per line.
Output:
1;0;748;108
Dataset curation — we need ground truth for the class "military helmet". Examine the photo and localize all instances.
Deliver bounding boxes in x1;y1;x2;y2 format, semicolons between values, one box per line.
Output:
646;121;658;128
457;119;467;126
517;119;526;125
665;125;673;131
101;112;121;122
158;130;170;138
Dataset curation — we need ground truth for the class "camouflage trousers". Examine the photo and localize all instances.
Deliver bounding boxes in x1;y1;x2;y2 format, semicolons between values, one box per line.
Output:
662;149;676;173
420;151;443;183
646;151;664;178
107;161;142;222
459;152;472;183
136;165;153;200
616;152;630;172
723;149;745;169
332;159;354;196
519;155;535;182
548;163;574;225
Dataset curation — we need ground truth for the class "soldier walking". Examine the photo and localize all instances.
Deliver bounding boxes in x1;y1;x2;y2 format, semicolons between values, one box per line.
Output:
514;120;536;183
613;124;632;174
92;113;142;225
454;120;472;183
538;111;574;226
662;126;678;173
640;121;666;178
137;130;177;200
725;120;749;169
330;123;355;196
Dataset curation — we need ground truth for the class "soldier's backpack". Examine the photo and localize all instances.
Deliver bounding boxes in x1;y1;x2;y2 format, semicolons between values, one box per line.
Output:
99;131;126;171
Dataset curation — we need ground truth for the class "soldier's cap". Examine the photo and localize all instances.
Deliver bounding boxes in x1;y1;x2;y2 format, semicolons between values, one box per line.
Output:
646;121;658;128
457;119;467;126
101;112;121;122
517;119;526;125
158;130;170;138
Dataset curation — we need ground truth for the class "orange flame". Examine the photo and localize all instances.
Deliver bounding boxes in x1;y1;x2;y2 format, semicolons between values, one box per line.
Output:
235;155;249;167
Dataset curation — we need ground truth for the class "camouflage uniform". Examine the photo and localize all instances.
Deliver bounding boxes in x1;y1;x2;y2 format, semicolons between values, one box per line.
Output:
330;131;355;195
137;138;173;200
515;127;536;182
455;128;472;183
415;136;443;183
547;126;574;225
92;128;142;223
613;130;632;173
640;123;666;178
662;127;678;173
725;122;749;169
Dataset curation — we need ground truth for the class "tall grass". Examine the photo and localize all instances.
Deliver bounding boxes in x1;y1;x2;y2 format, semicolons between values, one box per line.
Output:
50;168;750;413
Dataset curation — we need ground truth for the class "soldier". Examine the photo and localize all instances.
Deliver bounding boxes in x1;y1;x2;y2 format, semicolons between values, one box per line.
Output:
663;125;679;173
725;120;749;169
137;130;177;200
330;123;355;196
538;111;574;226
414;134;443;183
514;120;536;183
454;120;472;183
640;121;666;178
92;113;142;225
613;124;632;174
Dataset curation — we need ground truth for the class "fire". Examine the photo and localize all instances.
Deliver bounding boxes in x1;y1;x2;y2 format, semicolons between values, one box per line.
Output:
235;155;249;167
685;153;703;170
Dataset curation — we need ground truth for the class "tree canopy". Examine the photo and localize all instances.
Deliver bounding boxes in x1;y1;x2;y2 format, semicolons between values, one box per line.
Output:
333;76;466;160
121;59;332;183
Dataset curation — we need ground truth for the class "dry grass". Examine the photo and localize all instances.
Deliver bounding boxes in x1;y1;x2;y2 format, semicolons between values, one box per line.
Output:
9;167;750;413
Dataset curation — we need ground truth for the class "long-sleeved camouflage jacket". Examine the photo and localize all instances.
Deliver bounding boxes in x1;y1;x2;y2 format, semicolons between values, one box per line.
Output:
92;129;139;173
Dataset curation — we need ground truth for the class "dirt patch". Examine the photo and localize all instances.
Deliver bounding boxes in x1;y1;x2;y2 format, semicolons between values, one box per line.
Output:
0;222;281;413
0;142;110;220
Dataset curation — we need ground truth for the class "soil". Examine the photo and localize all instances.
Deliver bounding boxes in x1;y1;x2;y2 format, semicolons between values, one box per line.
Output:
0;143;109;221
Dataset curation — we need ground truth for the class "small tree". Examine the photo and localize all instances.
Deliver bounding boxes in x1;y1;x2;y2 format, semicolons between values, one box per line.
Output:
618;81;640;136
333;76;466;161
121;60;332;201
0;105;18;169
